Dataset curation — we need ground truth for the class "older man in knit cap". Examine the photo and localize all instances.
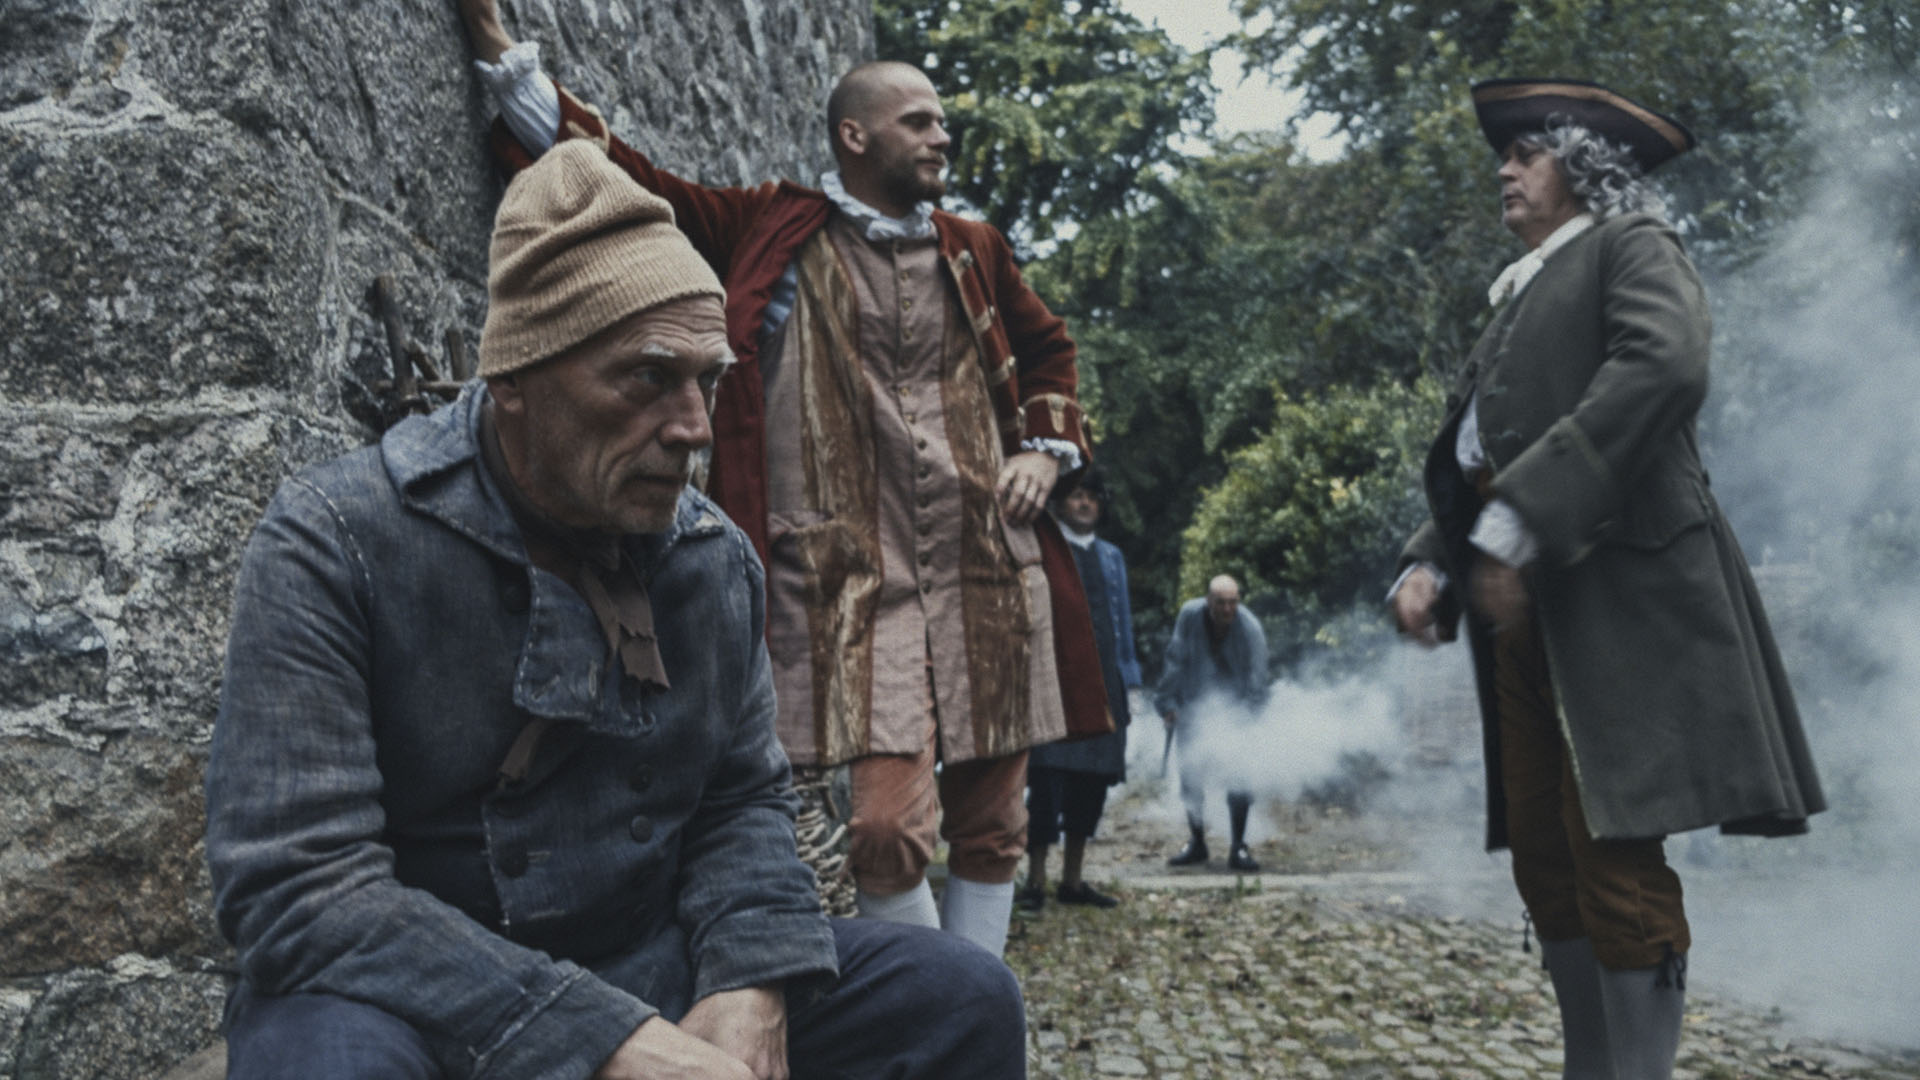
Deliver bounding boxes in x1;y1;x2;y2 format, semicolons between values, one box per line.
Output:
205;140;1025;1080
1390;79;1824;1080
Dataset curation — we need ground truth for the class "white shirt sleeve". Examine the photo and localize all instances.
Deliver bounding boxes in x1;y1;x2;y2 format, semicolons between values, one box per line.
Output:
472;41;561;155
1469;498;1540;567
1020;437;1083;473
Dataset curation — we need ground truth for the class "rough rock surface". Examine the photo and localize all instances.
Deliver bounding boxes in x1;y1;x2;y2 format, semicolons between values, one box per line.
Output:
0;1;870;1075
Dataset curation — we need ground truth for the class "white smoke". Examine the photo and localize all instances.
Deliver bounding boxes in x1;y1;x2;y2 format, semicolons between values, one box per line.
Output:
1670;84;1920;1047
1118;84;1920;1048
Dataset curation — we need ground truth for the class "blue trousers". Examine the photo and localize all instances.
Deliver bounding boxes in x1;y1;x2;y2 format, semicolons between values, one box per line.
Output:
224;918;1025;1079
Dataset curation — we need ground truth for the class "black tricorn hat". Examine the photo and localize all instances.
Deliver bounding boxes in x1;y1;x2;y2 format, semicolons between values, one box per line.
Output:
1471;78;1696;173
1049;461;1108;506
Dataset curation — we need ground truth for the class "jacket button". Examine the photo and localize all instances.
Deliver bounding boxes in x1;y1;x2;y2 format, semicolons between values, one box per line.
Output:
630;764;654;792
501;577;530;614
629;816;653;843
498;846;529;878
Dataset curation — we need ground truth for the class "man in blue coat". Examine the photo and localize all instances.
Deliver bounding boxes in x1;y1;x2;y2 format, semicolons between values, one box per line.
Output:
1019;468;1142;910
1154;575;1269;872
204;139;1024;1080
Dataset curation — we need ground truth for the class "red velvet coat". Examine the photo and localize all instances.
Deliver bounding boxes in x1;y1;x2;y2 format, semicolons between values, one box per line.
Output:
491;88;1110;744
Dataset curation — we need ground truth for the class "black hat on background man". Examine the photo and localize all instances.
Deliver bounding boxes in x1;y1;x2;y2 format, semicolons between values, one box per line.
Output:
1050;462;1108;506
1471;78;1696;173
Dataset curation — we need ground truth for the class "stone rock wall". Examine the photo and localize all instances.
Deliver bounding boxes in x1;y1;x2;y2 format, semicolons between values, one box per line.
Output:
0;2;870;1076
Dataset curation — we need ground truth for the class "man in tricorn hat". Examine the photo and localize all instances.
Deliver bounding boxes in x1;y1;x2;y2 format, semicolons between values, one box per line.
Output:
1390;79;1824;1079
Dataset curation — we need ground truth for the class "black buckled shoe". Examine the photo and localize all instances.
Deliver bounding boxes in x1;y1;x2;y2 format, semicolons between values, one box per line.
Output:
1056;881;1120;908
1227;844;1260;872
1167;837;1209;867
1014;882;1047;912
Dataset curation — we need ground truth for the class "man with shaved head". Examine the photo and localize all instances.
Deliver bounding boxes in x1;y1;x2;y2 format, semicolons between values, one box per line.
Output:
1153;574;1270;872
457;3;1106;964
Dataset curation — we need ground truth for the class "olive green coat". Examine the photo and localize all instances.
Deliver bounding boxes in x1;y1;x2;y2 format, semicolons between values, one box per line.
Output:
1403;213;1825;847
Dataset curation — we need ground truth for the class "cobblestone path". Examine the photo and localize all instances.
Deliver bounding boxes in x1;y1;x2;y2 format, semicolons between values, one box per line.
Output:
1006;791;1920;1080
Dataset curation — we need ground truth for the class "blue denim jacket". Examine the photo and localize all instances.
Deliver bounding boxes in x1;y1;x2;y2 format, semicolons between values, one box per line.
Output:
205;385;837;1079
1088;537;1142;690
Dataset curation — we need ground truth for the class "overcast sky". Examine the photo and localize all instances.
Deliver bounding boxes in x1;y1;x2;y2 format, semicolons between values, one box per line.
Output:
1116;0;1345;158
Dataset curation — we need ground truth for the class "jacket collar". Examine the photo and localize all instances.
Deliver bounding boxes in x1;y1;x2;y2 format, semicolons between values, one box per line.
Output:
820;170;936;241
378;383;726;573
1488;213;1594;307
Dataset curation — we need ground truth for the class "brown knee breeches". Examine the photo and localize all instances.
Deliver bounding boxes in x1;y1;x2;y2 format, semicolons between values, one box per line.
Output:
1495;609;1690;970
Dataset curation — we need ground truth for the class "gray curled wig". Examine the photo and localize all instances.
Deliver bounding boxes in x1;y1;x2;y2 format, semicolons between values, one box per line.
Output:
1523;119;1668;221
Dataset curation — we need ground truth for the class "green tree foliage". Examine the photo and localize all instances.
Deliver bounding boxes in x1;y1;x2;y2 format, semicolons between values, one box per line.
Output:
872;0;1917;669
875;0;1215;251
1178;376;1442;670
1205;0;1919;661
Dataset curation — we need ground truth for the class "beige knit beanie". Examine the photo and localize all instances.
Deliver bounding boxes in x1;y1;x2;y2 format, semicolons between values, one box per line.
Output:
479;139;725;377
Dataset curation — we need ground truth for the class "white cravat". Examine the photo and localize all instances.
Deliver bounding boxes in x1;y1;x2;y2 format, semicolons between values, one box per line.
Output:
1486;213;1595;309
819;171;936;241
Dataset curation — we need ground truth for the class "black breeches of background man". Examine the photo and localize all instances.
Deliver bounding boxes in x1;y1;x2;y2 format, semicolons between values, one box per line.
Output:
1027;764;1112;848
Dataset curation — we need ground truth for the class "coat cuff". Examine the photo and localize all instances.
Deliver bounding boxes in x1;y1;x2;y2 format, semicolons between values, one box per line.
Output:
690;912;839;1004
1019;393;1089;461
471;966;653;1080
1492;415;1621;566
1399;517;1447;574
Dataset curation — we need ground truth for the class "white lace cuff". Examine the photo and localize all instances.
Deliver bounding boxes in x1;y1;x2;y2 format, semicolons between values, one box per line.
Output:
1469;498;1540;567
1021;438;1083;474
1387;561;1448;604
473;40;560;154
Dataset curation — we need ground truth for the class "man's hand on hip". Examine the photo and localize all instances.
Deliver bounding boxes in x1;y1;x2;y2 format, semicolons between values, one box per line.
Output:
678;985;790;1080
995;451;1059;527
593;1016;755;1080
